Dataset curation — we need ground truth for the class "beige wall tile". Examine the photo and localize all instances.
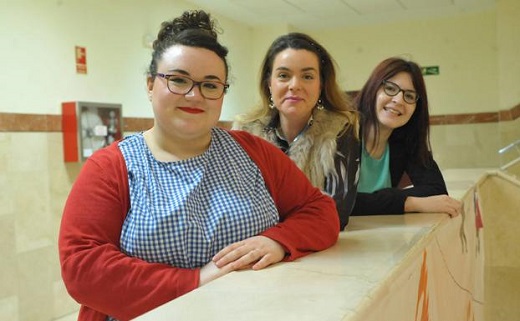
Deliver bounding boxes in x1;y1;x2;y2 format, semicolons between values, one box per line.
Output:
479;174;520;268
53;280;80;319
0;133;8;173
485;266;520;320
0;216;17;298
0;296;19;321
0;133;78;320
431;123;500;169
13;170;52;254
0;174;14;217
17;247;54;321
499;117;520;168
8;133;48;172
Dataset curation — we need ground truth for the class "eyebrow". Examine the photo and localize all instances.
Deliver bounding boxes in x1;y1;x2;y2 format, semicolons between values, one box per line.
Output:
275;66;318;73
386;80;416;92
167;69;224;82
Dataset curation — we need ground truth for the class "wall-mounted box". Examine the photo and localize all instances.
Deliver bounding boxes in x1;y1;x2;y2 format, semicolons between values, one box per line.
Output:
62;101;123;162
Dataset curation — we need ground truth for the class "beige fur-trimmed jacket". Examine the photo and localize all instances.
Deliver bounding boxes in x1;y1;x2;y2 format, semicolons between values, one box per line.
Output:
234;109;360;229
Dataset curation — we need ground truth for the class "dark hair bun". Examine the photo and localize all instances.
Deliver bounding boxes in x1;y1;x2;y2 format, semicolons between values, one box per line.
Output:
148;10;228;77
156;10;217;47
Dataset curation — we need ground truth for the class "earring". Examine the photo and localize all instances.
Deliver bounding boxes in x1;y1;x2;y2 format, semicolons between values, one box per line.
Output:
315;99;324;110
269;96;276;109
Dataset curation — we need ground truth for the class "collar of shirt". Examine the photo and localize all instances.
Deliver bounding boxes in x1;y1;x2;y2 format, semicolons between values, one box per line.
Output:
265;113;314;152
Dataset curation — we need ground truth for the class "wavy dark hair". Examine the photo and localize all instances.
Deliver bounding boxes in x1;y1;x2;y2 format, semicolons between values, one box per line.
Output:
355;57;432;165
147;10;229;79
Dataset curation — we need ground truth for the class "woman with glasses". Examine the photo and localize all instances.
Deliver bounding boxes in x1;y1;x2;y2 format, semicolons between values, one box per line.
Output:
59;10;339;321
352;57;461;217
234;32;360;230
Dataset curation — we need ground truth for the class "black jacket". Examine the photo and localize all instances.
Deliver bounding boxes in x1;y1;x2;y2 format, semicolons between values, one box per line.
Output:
350;138;448;217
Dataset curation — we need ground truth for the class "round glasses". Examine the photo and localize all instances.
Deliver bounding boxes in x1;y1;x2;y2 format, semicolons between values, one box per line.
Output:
382;80;419;104
156;73;229;100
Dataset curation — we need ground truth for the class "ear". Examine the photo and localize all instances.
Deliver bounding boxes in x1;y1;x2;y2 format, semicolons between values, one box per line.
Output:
147;76;154;92
146;76;154;101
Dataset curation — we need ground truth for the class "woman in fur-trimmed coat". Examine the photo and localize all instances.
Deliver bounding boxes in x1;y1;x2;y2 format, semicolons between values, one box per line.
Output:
234;32;360;230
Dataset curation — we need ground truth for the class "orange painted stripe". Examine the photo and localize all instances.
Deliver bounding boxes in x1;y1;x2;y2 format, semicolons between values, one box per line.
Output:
415;250;430;321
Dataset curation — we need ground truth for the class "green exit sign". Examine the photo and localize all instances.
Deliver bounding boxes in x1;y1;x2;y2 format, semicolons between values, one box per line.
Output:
421;66;440;76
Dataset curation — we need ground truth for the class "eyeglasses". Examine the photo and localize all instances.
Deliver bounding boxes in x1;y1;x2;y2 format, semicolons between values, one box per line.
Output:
156;73;229;100
381;80;419;104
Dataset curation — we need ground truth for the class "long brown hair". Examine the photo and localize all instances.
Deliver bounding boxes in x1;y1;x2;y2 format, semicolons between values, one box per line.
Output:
355;57;432;165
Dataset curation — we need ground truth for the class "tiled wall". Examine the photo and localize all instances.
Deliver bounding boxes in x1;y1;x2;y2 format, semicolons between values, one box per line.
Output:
430;116;520;170
431;122;501;168
498;117;520;176
0;132;81;320
429;104;520;170
0;110;518;320
476;172;520;320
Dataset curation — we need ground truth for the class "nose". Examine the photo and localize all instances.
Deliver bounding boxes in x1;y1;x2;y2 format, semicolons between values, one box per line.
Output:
184;83;204;99
392;90;406;103
288;76;302;91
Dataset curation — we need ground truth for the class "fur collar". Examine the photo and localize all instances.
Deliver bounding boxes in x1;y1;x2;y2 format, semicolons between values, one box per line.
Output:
236;110;348;188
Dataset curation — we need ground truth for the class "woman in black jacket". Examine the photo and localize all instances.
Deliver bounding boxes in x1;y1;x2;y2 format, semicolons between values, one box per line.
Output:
352;57;461;217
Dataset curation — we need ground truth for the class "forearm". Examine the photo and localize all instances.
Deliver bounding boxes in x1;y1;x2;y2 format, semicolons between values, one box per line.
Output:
403;194;462;216
351;190;407;215
404;196;422;212
262;190;339;260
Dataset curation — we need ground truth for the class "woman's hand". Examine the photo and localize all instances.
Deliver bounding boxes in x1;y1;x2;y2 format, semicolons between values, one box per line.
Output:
404;195;462;217
212;236;286;271
199;236;286;287
199;260;235;287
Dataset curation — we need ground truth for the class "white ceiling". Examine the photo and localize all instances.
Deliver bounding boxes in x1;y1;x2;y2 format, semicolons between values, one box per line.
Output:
184;0;496;31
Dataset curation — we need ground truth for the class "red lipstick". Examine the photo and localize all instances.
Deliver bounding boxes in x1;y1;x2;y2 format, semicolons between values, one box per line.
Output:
179;107;204;114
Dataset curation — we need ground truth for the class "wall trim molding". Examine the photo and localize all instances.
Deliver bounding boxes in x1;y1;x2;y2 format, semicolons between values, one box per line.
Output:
430;103;520;125
0;103;518;132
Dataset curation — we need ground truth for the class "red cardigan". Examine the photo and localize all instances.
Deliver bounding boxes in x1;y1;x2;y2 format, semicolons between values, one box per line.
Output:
59;130;339;321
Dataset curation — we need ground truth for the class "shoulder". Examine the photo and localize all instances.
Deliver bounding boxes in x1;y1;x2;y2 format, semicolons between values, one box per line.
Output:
233;117;270;137
227;129;288;165
228;129;275;150
70;141;129;203
311;110;351;137
89;141;124;163
83;141;127;179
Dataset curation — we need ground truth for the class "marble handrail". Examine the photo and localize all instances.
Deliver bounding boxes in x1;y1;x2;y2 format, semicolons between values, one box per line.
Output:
135;205;483;321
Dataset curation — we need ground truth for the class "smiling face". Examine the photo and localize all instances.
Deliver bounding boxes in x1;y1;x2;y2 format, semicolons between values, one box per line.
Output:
375;71;417;135
147;45;226;142
269;48;321;124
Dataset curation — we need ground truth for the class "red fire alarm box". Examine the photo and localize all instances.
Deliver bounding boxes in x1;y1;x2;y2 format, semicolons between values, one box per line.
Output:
62;101;123;162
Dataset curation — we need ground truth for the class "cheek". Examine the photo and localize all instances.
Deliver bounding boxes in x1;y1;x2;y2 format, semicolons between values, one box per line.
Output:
311;83;321;98
406;106;417;118
209;100;224;114
375;93;387;109
270;85;285;105
269;78;284;95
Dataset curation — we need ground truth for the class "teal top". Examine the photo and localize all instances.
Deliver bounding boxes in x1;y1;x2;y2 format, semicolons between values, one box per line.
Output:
358;140;392;193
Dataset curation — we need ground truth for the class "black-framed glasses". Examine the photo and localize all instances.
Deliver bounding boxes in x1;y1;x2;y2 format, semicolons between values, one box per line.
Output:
156;73;229;100
382;80;419;104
